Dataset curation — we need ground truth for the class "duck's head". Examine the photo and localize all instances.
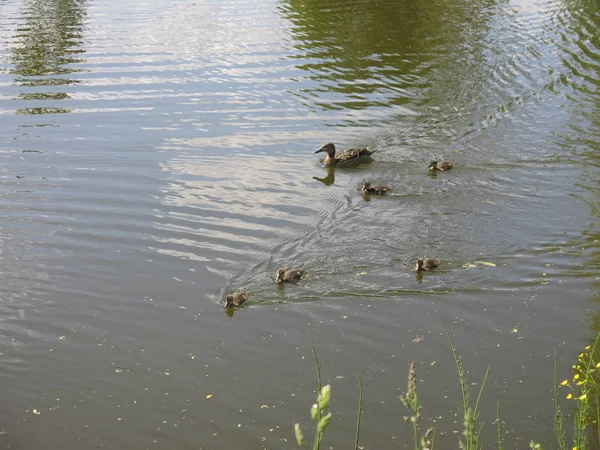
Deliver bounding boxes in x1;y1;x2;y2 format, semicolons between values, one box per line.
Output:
361;181;371;192
276;268;286;283
427;160;438;170
224;295;234;308
314;142;336;157
415;258;424;271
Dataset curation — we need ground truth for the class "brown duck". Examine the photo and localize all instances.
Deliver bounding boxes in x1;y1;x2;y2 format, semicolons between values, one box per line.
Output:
415;258;440;272
224;292;248;308
314;142;375;167
276;268;305;284
362;181;392;195
427;160;454;171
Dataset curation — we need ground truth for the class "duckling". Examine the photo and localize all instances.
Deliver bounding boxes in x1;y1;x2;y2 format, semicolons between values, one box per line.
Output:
276;267;305;284
314;142;375;167
427;160;454;171
224;292;248;308
362;181;392;195
415;258;440;272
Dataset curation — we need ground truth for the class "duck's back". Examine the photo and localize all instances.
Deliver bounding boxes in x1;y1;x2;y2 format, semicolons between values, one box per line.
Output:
285;268;304;281
335;146;375;166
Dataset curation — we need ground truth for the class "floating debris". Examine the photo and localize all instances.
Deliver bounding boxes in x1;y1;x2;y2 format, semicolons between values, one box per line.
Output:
462;261;496;269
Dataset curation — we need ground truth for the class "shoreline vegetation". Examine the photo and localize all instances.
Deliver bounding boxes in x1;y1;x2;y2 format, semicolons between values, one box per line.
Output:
293;327;600;450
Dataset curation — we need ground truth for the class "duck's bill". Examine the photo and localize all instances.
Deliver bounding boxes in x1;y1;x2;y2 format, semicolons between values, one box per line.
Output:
314;147;325;154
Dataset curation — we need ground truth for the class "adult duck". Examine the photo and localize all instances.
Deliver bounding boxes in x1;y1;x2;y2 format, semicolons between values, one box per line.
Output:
314;142;375;167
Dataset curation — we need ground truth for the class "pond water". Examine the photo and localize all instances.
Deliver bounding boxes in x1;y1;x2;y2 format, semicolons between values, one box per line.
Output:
1;0;600;448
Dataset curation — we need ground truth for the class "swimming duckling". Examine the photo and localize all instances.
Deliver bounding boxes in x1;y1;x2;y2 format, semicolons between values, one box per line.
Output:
224;292;248;308
362;181;392;195
415;258;440;272
427;160;454;171
314;142;375;167
276;268;305;284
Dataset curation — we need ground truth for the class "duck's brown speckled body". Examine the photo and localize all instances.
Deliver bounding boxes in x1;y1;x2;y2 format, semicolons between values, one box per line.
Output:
224;292;248;308
276;268;305;284
314;142;375;167
415;258;440;272
362;181;392;195
427;160;454;171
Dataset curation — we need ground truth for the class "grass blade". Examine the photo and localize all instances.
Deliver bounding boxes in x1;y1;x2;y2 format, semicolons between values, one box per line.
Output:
496;402;503;450
552;349;566;450
308;325;322;450
308;325;322;393
355;374;363;450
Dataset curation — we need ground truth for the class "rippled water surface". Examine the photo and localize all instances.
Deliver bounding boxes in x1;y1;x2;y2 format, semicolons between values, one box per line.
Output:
1;0;600;448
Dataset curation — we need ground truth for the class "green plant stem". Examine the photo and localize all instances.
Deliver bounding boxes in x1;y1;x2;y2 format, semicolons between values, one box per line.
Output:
446;328;470;415
355;374;362;450
308;325;322;450
587;333;600;445
308;325;322;394
596;401;600;449
552;349;566;450
474;366;489;416
412;417;419;450
496;402;503;450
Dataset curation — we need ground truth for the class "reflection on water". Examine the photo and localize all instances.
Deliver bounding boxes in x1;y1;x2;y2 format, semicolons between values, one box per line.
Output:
10;0;86;117
16;106;70;114
279;0;495;117
1;0;87;351
312;166;336;185
1;0;600;448
10;0;86;78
